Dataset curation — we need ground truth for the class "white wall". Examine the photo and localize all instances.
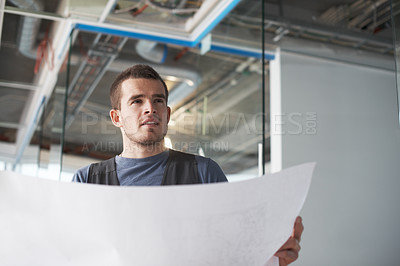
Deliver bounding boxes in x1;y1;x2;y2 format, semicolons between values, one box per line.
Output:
274;51;400;265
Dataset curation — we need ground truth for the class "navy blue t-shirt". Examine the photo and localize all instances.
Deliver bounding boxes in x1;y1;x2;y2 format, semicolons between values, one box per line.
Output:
72;150;227;185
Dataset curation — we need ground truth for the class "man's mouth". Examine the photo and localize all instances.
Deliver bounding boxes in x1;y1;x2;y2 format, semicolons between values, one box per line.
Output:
141;119;159;126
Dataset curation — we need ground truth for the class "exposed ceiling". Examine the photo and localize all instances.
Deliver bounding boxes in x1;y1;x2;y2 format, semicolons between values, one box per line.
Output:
0;0;395;175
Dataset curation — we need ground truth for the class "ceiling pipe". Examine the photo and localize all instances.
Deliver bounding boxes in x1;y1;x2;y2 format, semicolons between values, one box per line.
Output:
8;0;44;59
135;40;168;64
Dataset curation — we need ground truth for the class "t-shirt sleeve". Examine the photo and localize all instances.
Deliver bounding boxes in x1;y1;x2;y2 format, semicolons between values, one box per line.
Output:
71;165;90;183
196;156;228;183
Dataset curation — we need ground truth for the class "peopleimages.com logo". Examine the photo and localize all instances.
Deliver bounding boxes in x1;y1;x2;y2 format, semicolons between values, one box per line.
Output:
80;111;317;136
270;112;317;135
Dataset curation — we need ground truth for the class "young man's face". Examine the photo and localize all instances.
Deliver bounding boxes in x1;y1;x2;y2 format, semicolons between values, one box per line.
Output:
111;78;170;147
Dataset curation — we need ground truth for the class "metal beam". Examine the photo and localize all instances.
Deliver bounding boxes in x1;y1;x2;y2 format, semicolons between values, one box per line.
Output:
98;0;118;23
0;122;21;129
0;0;5;48
4;6;65;21
229;14;393;49
0;80;38;90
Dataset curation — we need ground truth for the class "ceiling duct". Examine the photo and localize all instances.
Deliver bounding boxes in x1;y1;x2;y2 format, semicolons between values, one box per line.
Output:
8;0;44;59
135;40;168;64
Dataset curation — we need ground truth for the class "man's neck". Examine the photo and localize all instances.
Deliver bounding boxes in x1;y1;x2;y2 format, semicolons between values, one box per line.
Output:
120;141;167;158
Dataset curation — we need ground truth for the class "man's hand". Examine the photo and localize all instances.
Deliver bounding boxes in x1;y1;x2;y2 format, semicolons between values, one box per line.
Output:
274;216;304;266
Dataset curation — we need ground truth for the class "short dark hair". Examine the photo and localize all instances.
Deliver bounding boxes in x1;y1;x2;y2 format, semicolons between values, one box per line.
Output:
110;64;169;109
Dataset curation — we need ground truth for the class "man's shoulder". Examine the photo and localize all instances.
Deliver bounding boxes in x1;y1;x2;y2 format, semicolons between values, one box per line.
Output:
168;149;226;183
169;149;212;165
193;154;228;183
72;157;115;183
168;149;196;158
72;164;91;183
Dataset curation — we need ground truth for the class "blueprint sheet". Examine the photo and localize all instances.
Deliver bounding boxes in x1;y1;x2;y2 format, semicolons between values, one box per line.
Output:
0;163;315;266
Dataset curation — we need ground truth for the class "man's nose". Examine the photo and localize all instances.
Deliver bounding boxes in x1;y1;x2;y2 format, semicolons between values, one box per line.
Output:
144;100;156;114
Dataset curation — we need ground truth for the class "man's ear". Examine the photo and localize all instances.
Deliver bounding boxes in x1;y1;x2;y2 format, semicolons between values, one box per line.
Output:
167;106;171;123
110;109;122;127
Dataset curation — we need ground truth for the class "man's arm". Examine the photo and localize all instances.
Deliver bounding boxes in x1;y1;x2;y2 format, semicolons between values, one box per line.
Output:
274;216;304;265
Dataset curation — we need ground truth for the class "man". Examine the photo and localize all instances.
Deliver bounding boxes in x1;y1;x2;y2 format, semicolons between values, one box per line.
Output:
73;64;303;265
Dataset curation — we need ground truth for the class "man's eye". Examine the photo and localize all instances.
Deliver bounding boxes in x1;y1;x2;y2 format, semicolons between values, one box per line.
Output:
155;99;164;103
132;99;142;104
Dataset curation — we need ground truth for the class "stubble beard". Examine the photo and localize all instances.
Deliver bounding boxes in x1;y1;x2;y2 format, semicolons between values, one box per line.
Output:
126;128;167;150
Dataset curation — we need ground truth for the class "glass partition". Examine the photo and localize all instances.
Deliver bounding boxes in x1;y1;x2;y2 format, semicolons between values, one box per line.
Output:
391;0;400;125
0;0;271;181
0;10;72;179
0;12;45;174
60;28;269;182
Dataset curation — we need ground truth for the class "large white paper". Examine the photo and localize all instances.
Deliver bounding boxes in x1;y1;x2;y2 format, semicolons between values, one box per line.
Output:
0;163;315;266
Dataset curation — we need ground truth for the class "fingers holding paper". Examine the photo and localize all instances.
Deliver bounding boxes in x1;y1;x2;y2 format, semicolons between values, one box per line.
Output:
274;216;304;266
